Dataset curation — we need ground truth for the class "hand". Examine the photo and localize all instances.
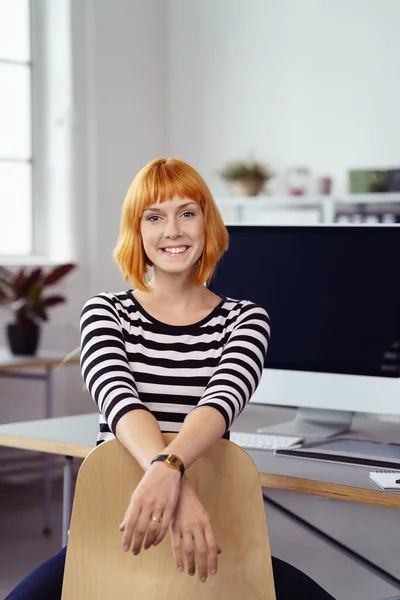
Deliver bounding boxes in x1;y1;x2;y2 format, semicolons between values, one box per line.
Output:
164;476;222;582
119;461;181;555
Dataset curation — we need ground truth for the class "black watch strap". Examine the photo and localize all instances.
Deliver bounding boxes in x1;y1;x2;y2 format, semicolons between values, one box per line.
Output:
151;454;185;478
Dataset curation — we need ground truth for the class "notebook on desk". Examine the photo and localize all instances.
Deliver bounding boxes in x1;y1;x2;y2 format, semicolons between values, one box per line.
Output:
369;471;400;491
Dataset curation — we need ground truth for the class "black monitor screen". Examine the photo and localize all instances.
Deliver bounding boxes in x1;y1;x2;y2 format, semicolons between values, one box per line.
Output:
208;225;400;378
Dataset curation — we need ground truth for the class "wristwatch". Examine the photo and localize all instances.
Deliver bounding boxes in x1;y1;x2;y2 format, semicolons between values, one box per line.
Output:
151;454;185;478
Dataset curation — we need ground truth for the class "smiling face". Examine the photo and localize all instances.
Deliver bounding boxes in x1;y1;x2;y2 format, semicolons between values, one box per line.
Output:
140;196;205;278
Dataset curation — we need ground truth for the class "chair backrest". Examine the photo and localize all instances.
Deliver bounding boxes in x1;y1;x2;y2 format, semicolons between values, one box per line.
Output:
62;434;276;600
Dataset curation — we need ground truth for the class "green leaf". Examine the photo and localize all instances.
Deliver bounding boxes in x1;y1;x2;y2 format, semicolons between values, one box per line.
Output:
31;303;48;322
220;159;272;182
27;283;43;303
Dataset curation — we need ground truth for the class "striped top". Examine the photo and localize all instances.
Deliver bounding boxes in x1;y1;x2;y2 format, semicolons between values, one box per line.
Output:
80;291;270;445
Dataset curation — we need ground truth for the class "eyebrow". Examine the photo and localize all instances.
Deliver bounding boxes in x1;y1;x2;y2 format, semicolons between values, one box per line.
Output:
143;201;197;214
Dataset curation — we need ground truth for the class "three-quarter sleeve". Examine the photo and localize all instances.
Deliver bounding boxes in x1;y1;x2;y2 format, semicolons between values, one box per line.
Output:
80;294;150;434
196;303;270;430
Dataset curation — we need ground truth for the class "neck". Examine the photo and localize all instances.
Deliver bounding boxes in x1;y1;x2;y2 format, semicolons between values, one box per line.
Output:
147;269;205;306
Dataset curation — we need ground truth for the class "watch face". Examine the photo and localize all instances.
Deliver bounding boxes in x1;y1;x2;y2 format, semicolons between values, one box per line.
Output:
167;455;181;468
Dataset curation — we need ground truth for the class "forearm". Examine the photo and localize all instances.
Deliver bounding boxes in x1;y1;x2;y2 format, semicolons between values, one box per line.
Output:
115;409;167;471
163;407;226;470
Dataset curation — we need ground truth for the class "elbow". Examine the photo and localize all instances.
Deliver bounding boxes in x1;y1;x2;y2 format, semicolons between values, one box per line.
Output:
191;403;230;433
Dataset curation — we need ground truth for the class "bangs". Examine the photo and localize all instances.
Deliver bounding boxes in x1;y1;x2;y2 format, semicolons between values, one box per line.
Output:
134;159;206;220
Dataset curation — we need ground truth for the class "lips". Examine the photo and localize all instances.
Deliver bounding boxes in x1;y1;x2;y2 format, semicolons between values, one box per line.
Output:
159;245;190;254
160;245;190;250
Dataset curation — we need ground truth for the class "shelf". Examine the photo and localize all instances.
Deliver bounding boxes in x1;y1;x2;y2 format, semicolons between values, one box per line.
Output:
216;193;400;207
335;193;400;205
215;196;323;209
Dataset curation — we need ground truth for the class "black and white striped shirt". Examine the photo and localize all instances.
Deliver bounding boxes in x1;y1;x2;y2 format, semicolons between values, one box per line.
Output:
80;291;270;445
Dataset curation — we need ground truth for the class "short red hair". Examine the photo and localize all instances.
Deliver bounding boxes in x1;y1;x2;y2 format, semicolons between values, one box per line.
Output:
113;158;229;291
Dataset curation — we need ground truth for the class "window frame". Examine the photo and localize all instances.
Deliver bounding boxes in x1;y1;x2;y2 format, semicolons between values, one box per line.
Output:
0;0;50;263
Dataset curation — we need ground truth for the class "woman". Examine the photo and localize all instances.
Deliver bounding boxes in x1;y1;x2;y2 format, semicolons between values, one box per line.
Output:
6;158;335;600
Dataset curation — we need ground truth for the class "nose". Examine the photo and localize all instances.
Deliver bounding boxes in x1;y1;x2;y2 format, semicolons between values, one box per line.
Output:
163;216;182;239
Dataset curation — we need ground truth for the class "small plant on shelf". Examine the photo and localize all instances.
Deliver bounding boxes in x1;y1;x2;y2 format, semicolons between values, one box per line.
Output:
220;158;273;196
0;263;76;356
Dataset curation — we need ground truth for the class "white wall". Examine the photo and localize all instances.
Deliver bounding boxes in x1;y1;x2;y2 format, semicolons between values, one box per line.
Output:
72;0;169;295
0;0;168;423
168;0;400;196
2;0;400;423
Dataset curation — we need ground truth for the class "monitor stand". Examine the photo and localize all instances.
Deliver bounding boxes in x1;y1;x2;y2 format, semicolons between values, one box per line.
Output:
257;408;353;439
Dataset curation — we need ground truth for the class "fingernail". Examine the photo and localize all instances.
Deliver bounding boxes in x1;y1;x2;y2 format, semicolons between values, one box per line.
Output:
178;566;184;572
123;545;129;551
200;576;206;582
189;571;194;576
210;569;216;576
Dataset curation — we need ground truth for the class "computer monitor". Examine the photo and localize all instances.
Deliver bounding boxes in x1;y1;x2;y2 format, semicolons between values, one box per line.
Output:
208;224;400;438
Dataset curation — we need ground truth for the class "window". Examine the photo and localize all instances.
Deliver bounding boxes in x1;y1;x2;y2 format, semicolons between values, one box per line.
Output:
0;0;32;256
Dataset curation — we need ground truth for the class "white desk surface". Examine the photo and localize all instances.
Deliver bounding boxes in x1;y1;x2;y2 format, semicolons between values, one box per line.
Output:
1;405;400;509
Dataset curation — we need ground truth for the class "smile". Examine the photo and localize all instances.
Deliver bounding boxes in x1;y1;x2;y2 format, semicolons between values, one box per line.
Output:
160;246;190;255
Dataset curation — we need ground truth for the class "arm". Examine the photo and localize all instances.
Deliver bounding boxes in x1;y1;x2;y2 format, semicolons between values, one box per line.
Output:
80;294;167;469
161;304;270;581
164;303;271;467
80;295;182;550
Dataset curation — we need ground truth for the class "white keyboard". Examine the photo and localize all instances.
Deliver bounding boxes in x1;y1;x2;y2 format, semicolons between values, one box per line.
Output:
230;432;303;451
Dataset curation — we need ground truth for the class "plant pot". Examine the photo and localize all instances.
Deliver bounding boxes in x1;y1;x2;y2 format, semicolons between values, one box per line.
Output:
233;179;265;197
6;322;41;356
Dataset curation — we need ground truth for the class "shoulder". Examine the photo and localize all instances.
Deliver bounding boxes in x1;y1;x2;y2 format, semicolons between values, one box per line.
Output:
81;291;132;316
223;297;270;323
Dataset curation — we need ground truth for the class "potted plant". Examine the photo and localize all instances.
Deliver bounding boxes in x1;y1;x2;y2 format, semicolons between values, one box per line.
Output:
0;263;76;356
220;158;273;196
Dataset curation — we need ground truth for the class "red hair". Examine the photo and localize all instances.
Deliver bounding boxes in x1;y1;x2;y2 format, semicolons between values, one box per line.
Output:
113;158;229;291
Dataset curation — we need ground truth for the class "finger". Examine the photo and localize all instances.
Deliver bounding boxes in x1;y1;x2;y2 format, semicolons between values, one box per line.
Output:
193;528;209;582
153;504;174;547
170;525;184;572
183;531;196;577
144;513;163;549
121;505;141;551
204;522;219;576
131;509;151;556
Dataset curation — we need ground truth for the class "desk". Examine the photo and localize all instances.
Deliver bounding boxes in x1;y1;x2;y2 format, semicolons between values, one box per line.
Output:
0;347;80;534
1;405;400;548
0;348;80;418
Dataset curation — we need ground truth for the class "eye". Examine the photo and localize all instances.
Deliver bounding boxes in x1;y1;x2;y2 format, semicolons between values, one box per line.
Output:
182;211;195;218
147;215;161;222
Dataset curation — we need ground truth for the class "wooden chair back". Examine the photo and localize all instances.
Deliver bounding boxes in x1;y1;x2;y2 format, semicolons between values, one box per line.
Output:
62;434;276;599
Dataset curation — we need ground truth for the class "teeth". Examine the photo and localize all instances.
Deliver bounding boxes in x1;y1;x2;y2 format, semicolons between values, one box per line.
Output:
163;246;187;254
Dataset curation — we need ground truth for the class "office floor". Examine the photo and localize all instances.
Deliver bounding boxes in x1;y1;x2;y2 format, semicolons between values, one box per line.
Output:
0;453;399;600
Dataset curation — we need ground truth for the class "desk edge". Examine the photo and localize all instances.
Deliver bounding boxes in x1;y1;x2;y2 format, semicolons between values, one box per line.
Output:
260;472;400;509
0;434;90;458
1;433;399;509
